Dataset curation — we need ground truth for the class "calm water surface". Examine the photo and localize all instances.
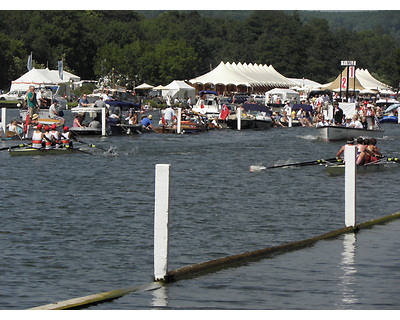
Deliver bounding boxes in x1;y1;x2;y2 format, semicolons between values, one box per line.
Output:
1;109;400;310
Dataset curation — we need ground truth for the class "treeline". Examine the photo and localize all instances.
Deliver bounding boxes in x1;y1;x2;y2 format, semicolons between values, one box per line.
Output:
0;10;399;91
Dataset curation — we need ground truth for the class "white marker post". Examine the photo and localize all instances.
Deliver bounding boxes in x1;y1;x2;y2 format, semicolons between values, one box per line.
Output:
237;107;242;131
1;108;6;138
344;145;357;227
177;107;182;134
101;107;106;136
398;107;400;124
154;164;171;281
288;107;292;128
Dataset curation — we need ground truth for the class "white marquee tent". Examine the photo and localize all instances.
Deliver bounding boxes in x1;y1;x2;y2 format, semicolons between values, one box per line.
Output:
189;61;296;89
289;78;322;90
10;68;80;91
356;68;391;91
162;80;195;102
134;83;154;90
321;67;391;93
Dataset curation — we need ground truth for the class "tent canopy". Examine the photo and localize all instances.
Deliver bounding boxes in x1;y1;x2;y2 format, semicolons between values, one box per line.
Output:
10;68;80;91
162;80;195;101
135;83;154;89
189;61;296;88
321;67;391;92
289;78;322;90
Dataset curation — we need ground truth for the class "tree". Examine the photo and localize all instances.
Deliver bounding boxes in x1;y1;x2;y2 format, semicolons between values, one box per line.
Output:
0;33;25;89
139;39;199;85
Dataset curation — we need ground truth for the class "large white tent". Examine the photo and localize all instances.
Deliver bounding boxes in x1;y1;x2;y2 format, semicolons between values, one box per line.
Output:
289;78;322;90
162;80;195;102
189;61;296;90
10;68;80;91
321;67;391;93
356;68;391;91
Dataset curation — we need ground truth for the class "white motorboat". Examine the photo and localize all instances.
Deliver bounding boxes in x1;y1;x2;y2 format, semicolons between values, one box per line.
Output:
317;125;384;141
192;91;222;118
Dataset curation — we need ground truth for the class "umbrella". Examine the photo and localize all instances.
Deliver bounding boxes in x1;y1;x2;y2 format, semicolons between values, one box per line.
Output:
152;85;168;90
384;104;400;114
134;83;154;90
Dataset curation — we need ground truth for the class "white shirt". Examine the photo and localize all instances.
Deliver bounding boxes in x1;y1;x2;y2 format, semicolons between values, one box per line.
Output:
351;120;363;129
164;107;175;120
102;93;111;101
49;104;58;117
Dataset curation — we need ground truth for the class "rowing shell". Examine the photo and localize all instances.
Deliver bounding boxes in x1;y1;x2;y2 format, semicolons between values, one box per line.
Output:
9;147;82;156
325;160;400;176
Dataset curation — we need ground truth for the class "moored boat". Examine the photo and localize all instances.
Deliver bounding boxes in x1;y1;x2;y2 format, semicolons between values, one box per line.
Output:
317;125;384;141
379;115;398;123
156;111;209;133
192;91;221;118
70;100;142;136
226;102;273;130
9;146;82;156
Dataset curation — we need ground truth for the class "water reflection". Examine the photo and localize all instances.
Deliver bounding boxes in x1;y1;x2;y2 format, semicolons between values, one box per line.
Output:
339;233;358;306
152;285;168;308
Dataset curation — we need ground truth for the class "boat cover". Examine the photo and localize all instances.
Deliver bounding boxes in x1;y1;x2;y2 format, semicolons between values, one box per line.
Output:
292;104;313;112
243;102;272;115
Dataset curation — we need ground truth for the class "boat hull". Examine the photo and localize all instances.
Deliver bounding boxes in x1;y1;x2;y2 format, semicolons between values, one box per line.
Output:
70;127;103;135
325;162;399;176
109;123;143;135
380;115;398;123
317;125;384;141
226;119;272;130
9;147;81;156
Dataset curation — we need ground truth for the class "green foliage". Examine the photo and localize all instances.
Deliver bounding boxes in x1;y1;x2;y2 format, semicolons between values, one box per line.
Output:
0;10;400;91
73;83;96;97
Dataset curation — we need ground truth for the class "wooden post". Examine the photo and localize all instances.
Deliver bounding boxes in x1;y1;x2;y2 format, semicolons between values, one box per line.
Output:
177;107;182;134
344;145;357;227
154;164;171;281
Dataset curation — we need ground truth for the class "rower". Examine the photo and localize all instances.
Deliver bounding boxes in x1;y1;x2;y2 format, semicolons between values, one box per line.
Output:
365;138;382;163
336;138;355;162
49;124;61;148
355;137;376;165
61;126;73;148
32;124;44;149
43;126;53;149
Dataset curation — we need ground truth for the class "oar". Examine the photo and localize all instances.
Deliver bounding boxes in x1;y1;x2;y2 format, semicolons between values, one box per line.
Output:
0;143;29;151
75;138;108;152
266;157;340;169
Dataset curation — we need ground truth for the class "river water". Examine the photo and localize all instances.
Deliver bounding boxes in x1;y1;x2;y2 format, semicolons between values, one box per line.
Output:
1;108;400;310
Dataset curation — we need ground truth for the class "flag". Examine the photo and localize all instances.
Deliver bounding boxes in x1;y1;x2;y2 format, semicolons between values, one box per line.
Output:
27;53;32;71
58;60;63;80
